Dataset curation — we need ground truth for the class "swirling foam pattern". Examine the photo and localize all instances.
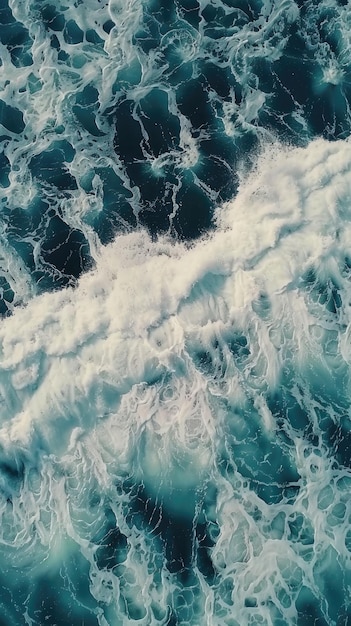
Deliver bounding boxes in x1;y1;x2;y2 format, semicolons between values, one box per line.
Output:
1;0;351;625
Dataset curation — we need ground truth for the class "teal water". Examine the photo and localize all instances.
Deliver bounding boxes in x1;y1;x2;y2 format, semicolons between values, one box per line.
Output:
1;1;351;624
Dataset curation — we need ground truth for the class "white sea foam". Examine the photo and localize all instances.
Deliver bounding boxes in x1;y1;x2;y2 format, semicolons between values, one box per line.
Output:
1;137;351;623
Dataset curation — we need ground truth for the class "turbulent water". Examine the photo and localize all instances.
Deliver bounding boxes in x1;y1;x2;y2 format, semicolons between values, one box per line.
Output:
1;0;351;624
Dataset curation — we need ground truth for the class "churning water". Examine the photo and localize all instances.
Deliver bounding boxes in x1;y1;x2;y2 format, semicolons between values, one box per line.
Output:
0;0;351;624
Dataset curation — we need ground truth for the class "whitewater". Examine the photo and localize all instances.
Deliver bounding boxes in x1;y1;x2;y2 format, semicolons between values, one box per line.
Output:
0;0;351;624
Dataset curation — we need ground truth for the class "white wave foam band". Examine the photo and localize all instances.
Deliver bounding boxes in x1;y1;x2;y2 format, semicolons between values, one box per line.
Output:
0;138;351;624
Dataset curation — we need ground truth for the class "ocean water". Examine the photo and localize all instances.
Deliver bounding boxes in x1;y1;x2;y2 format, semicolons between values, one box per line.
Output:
1;0;351;624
